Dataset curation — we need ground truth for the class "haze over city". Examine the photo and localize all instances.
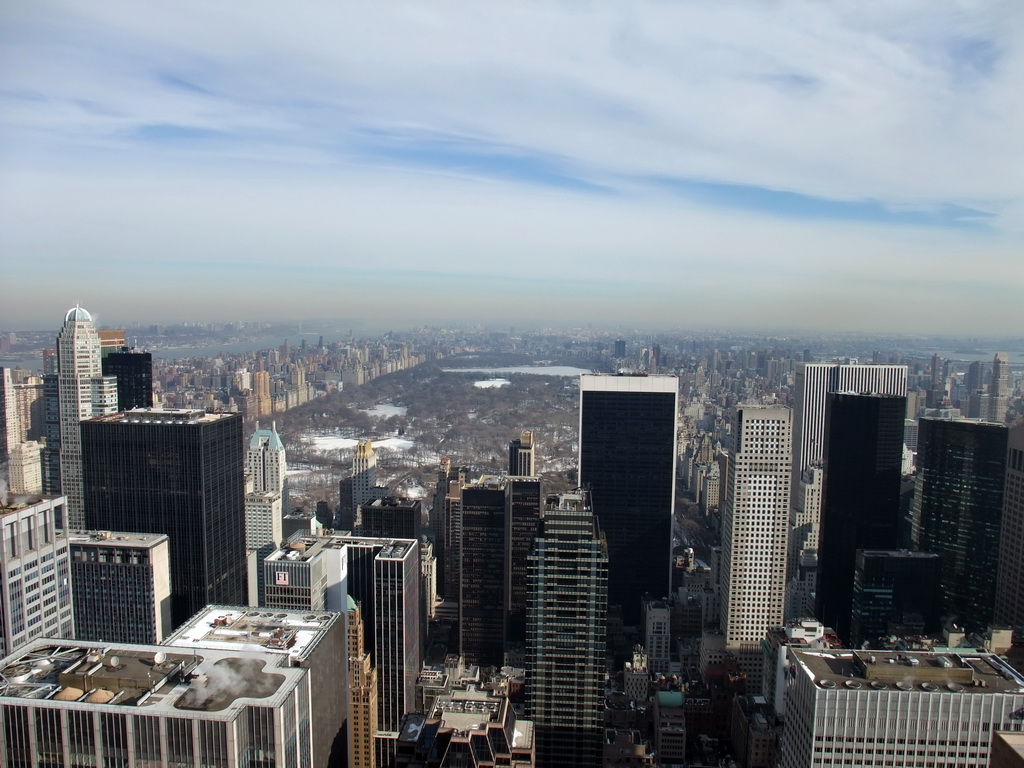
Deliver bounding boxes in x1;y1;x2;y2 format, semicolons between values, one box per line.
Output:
2;1;1022;333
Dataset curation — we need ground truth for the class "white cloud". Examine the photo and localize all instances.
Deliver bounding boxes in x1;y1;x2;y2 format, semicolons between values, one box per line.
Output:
1;0;1022;333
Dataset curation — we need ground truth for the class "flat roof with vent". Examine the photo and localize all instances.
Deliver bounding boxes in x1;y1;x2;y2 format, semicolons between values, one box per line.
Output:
792;649;1024;694
0;639;306;717
163;605;340;663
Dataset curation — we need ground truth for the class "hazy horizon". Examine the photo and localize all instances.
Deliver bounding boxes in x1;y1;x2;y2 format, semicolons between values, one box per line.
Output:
2;2;1022;334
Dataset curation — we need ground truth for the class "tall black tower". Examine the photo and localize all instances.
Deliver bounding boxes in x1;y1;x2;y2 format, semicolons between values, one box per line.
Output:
816;392;906;642
81;409;246;628
911;417;1008;632
579;374;677;625
101;349;154;411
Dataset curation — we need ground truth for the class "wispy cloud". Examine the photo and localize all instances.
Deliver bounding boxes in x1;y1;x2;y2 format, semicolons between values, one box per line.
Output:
1;0;1022;332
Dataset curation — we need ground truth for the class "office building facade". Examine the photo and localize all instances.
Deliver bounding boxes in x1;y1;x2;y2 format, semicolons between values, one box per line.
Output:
459;479;507;666
911;417;1008;631
0;608;347;768
788;364;907;593
850;550;942;647
100;349;153;411
348;596;378;768
996;424;1024;628
526;490;607;768
357;497;423;541
578;373;677;624
719;405;791;688
81;409;247;627
55;306;119;527
0;495;74;657
816;393;906;642
509;429;536;476
69;530;172;644
780;649;1024;768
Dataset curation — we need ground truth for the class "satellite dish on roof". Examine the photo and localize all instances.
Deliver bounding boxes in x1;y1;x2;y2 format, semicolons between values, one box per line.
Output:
154;652;167;664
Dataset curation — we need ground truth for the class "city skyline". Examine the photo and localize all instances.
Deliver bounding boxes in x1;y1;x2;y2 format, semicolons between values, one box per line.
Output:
2;2;1023;333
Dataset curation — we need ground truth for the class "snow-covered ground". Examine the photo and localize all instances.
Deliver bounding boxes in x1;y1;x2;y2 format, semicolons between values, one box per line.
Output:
362;404;408;417
308;435;415;452
474;378;510;388
444;366;592;376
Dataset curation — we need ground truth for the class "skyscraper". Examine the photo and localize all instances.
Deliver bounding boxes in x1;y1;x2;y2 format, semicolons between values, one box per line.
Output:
578;373;677;624
459;478;507;666
81;408;247;627
849;550;942;646
911;417;1008;632
508;429;536;476
433;458;466;600
357;497;423;541
791;364;907;481
719;405;792;687
788;364;907;617
56;306;118;527
245;421;286;604
995;424;1024;628
337;535;422;764
353;439;379;509
247;421;287;491
816;392;906;643
0;368;18;465
504;474;542;647
348;596;378;768
526;490;607;768
100;348;153;411
989;352;1010;423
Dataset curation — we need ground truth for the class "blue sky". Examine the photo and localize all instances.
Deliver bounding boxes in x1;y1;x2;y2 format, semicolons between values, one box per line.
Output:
1;1;1022;333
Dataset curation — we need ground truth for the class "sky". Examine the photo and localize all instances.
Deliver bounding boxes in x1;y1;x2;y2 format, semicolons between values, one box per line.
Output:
1;1;1023;334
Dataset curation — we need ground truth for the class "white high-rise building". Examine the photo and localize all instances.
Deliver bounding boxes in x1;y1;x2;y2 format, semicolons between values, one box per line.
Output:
8;440;43;495
990;352;1010;423
0;367;19;463
719;405;792;688
55;306;118;527
791;363;908;478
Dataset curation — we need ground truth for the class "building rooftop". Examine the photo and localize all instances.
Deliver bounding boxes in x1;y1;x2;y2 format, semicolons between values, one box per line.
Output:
1;494;61;518
792;649;1024;695
69;530;169;549
267;534;417;564
0;638;304;717
90;408;235;425
163;606;341;664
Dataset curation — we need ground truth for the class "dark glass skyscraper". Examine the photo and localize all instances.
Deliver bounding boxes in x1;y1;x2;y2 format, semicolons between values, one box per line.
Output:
850;550;942;647
101;349;154;411
911;417;1008;632
80;409;247;628
459;480;507;666
816;392;906;643
356;496;422;541
578;373;677;625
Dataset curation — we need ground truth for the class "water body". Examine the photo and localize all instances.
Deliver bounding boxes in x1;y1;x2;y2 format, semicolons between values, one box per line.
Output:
443;365;594;376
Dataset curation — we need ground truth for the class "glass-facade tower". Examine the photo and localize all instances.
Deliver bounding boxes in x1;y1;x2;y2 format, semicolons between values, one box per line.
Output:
578;373;677;625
